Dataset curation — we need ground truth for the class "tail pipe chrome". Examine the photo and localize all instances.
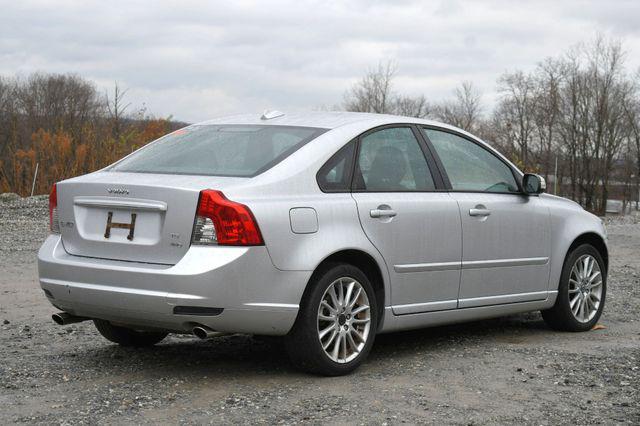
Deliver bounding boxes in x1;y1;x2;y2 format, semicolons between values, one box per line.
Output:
52;312;89;325
192;325;225;339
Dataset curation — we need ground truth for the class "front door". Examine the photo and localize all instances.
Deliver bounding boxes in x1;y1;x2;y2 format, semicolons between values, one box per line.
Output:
422;128;551;308
351;126;462;314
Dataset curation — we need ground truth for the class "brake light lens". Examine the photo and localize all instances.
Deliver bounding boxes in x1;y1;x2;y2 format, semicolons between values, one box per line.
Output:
49;183;60;233
191;190;263;246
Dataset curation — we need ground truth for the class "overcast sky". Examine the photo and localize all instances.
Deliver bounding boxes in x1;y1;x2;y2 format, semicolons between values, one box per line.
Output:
1;0;640;122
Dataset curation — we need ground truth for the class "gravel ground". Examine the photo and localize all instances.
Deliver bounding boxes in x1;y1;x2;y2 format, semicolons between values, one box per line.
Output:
0;195;638;425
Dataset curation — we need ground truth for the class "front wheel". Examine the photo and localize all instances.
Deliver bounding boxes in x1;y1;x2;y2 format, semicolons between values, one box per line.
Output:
542;244;606;331
285;263;378;376
94;319;168;347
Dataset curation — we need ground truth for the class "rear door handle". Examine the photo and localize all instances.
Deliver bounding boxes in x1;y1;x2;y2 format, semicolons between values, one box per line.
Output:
469;208;491;217
370;209;397;218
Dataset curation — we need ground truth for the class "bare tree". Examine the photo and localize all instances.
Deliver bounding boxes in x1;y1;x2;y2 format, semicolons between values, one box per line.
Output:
432;81;482;133
343;61;397;114
393;94;430;118
493;72;536;170
106;83;131;140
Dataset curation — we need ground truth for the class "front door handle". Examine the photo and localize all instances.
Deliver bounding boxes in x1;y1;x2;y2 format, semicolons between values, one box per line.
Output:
370;208;397;218
469;208;491;217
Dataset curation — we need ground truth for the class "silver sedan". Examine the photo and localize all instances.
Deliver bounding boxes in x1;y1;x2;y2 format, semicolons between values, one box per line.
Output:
39;111;608;375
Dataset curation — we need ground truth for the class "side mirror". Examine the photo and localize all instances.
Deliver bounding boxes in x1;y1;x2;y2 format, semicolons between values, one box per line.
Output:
523;173;546;195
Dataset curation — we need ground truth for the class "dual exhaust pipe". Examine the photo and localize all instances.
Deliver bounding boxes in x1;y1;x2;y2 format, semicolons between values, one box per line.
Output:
53;312;222;340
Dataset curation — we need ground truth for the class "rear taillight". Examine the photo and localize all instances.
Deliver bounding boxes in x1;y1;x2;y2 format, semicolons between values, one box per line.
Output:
191;190;263;246
49;183;60;233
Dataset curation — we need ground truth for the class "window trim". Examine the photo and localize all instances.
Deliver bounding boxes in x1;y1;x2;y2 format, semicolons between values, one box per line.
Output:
419;125;525;195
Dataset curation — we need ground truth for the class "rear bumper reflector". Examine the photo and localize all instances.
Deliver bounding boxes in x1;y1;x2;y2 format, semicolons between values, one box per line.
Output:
173;306;224;316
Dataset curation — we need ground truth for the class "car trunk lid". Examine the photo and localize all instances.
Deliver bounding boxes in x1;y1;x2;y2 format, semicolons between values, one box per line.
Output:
57;171;248;265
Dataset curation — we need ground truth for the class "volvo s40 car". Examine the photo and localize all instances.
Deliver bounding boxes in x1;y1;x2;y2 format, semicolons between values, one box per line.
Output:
39;111;608;375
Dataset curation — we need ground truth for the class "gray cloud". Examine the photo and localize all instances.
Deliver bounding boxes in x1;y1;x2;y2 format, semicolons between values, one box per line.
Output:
1;0;639;122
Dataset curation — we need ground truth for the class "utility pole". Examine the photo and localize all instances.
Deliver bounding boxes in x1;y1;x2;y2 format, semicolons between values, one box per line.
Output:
30;162;39;197
554;156;558;195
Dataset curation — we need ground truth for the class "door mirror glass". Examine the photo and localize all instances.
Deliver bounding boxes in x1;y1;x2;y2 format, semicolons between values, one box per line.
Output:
523;173;546;194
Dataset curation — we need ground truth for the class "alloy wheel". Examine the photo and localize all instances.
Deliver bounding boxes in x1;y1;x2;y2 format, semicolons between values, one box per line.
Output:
568;254;603;323
317;277;371;363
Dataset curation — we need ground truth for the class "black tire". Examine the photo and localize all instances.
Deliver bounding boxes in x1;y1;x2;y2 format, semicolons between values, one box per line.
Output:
285;262;378;376
542;243;607;332
93;319;167;347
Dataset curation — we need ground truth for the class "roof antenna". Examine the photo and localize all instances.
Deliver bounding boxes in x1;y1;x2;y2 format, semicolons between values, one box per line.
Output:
261;110;285;120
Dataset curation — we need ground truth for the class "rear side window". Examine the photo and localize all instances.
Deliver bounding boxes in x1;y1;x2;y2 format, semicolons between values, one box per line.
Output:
317;140;355;192
111;125;327;177
355;127;436;192
423;128;519;193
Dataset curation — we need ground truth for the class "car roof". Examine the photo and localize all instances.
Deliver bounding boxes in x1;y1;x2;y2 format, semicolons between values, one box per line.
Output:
196;111;451;131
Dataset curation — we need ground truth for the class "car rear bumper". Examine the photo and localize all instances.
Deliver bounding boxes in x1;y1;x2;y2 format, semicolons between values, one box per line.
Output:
37;235;310;335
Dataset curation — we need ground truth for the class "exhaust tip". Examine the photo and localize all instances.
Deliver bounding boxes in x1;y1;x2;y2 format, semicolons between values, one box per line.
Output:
52;313;65;325
192;326;210;340
52;312;88;325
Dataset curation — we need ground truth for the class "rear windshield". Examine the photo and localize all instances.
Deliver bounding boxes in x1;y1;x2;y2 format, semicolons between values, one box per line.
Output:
110;125;327;177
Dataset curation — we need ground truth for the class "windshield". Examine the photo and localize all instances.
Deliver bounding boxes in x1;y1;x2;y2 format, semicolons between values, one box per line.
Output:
110;125;327;177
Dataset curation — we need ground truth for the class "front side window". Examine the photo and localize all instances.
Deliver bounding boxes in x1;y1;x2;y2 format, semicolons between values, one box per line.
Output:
111;125;327;177
423;129;519;193
355;127;435;192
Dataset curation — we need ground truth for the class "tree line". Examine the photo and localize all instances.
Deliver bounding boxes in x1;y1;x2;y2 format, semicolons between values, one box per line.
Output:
1;36;638;215
0;73;182;196
343;36;640;215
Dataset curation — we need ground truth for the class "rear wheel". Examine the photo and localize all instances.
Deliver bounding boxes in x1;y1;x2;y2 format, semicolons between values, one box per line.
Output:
542;244;606;331
93;319;167;346
285;263;378;376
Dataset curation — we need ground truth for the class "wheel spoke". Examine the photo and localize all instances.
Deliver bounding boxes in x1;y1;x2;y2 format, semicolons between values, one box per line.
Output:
331;333;342;360
348;287;362;308
572;267;581;284
570;293;581;310
318;313;334;322
319;324;335;339
337;280;345;305
350;326;365;342
322;329;338;350
321;300;337;314
346;331;359;353
588;271;601;284
328;286;339;309
586;256;595;277
571;294;581;315
352;305;370;315
585;295;595;313
582;257;590;279
352;317;370;325
344;281;355;308
340;331;347;359
589;280;603;290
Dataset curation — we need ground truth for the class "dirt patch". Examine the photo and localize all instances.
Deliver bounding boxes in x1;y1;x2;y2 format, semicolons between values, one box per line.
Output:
1;197;638;424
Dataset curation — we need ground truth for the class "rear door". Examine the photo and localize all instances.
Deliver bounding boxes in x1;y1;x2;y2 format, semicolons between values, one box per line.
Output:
422;128;551;308
350;126;462;314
